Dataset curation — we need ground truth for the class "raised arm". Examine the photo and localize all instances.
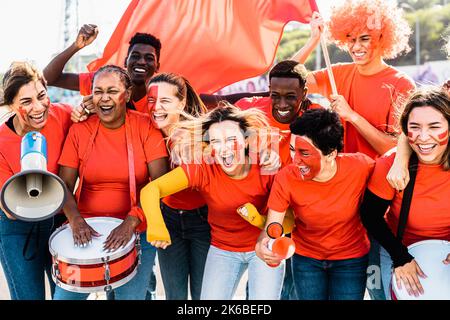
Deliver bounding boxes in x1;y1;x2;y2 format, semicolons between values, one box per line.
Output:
43;24;98;91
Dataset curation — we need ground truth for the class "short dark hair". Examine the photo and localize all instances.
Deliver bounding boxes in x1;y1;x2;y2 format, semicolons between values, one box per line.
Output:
269;60;308;88
128;33;162;62
290;108;344;155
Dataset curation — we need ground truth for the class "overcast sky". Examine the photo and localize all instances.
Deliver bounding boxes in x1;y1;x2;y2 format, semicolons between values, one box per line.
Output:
0;0;350;73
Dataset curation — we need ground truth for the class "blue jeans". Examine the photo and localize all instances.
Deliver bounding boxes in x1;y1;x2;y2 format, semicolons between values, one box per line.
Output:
157;202;211;300
53;232;156;300
379;245;394;300
280;256;297;300
292;253;369;300
0;210;65;300
366;235;387;300
200;245;284;300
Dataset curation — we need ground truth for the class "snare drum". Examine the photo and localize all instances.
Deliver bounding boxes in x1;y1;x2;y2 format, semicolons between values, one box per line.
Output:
49;217;140;293
391;240;450;300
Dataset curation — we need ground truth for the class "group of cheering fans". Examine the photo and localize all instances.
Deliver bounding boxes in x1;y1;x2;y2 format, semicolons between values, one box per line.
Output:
0;0;449;300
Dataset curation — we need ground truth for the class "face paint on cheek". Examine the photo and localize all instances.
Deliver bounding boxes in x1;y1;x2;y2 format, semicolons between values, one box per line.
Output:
293;136;322;180
407;131;416;144
437;130;449;146
147;85;158;112
233;140;243;163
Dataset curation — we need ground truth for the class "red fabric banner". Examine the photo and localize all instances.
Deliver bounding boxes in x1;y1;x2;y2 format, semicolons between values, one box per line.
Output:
88;0;318;94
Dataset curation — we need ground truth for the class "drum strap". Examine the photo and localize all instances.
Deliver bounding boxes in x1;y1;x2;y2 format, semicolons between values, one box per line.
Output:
396;153;419;241
76;113;137;208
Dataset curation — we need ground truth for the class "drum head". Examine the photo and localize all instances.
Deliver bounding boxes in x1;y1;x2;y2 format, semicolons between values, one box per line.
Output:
49;217;136;264
392;240;450;300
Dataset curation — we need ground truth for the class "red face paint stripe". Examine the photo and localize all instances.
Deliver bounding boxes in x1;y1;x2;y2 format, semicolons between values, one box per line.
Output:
438;130;449;146
147;85;158;112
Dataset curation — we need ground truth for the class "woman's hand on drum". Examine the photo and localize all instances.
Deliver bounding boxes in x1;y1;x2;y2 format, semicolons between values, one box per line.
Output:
70;215;102;247
394;259;427;297
150;240;170;249
103;216;139;252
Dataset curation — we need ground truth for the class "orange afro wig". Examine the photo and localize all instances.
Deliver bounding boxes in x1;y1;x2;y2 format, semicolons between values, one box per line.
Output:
327;0;412;60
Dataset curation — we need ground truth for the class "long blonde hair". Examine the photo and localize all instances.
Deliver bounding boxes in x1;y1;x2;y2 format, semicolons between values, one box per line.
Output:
168;101;271;166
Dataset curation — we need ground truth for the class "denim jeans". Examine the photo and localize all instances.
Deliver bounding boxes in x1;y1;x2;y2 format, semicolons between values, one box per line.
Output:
379;245;394;300
200;245;284;300
53;232;156;300
292;253;369;300
0;210;65;300
366;235;387;300
157;202;211;300
280;256;297;300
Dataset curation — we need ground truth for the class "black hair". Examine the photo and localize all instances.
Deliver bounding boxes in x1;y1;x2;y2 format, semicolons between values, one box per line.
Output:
92;65;132;90
269;60;308;88
128;32;162;62
290;108;344;155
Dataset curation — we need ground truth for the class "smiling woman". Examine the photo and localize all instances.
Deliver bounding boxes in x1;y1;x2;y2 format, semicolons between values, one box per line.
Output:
360;87;450;300
0;61;73;300
54;65;170;300
141;103;286;300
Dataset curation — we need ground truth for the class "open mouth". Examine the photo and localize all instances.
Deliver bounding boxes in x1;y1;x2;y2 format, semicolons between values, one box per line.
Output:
99;105;114;115
152;112;168;122
28;112;46;124
353;52;366;58
276;110;291;117
417;143;436;154
132;67;147;75
299;165;310;176
221;153;235;168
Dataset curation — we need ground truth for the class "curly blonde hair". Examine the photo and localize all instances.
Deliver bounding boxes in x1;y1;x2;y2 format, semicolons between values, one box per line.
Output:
328;0;412;60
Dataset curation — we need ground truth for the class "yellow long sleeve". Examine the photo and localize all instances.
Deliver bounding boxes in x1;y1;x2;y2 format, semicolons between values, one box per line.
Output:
140;167;190;244
237;203;295;234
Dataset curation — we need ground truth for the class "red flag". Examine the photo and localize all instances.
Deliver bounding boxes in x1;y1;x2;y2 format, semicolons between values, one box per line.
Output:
88;0;318;94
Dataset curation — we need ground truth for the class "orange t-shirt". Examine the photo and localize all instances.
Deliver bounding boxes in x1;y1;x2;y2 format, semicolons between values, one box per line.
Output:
79;72;148;114
58;110;168;219
0;103;72;188
311;63;415;159
182;162;274;252
368;152;450;247
235;96;322;166
268;153;374;260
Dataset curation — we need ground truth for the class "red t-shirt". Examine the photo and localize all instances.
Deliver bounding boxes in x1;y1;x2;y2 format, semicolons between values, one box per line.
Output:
311;63;415;159
58;110;167;219
79;72;148;114
182;162;274;252
0;103;72;188
268;153;374;260
235;96;321;166
368;152;450;247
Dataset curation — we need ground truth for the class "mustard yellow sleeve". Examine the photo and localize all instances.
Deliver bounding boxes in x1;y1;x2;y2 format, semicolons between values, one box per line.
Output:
140;167;189;244
237;203;295;234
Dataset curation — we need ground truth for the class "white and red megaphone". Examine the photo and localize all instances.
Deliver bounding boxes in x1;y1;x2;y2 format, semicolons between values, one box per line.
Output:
266;222;295;268
0;131;67;222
